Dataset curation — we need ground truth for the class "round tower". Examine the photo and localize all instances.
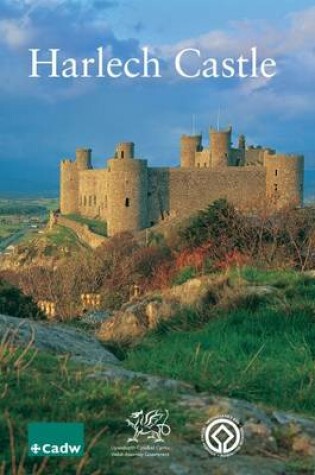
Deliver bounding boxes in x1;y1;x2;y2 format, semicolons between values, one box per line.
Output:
107;153;148;236
210;127;232;167
60;160;79;214
264;152;304;208
76;148;92;170
115;142;135;160
180;135;202;168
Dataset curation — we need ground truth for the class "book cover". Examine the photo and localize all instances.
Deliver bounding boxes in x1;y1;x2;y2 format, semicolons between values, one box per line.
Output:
0;1;314;473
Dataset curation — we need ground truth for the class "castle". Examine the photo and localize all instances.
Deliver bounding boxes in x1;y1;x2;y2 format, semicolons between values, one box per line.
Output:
60;126;304;237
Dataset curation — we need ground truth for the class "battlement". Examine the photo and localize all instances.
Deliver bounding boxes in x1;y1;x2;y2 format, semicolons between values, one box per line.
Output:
60;122;304;236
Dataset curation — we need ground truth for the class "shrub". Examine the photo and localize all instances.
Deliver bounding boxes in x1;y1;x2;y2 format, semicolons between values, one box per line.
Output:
0;279;45;320
172;266;197;286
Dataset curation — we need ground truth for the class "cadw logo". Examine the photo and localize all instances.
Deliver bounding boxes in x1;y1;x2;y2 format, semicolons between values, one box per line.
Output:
28;423;84;457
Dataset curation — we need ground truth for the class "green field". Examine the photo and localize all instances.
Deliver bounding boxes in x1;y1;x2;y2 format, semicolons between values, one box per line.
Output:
0;198;59;249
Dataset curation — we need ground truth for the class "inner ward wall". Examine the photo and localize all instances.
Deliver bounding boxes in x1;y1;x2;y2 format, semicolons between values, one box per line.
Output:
78;169;108;220
166;168;267;218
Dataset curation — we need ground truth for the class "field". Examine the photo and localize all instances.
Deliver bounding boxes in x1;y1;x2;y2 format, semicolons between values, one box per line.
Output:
0;198;58;251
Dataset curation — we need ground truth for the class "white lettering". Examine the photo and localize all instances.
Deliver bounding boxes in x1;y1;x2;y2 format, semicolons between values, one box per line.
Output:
62;58;78;78
261;57;277;78
142;47;161;78
42;444;51;454
175;48;201;78
29;49;60;78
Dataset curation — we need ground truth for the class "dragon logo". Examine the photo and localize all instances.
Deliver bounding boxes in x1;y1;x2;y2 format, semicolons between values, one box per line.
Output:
126;409;171;443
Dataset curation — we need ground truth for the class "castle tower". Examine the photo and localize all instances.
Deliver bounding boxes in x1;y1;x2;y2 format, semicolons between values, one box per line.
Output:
264;152;304;208
60;148;93;215
210;127;232;167
107;143;148;236
115;142;135;160
180;135;202;168
60;160;79;214
76;148;92;170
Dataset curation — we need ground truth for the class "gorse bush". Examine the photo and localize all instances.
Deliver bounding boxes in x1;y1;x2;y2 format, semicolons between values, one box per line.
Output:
180;199;242;249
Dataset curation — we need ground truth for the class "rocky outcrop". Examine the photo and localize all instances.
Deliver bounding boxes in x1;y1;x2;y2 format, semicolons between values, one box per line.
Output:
98;275;228;343
97;275;276;344
0;314;118;366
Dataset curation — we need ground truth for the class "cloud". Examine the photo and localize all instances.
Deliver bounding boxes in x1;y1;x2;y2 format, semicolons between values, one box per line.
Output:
0;18;34;48
150;6;315;119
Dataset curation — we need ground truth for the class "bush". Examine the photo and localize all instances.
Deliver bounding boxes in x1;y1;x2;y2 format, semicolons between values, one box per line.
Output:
172;266;197;286
0;280;45;320
180;199;243;249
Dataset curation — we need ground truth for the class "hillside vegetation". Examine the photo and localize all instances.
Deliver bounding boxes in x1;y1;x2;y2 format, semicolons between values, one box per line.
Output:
1;200;315;473
123;267;315;415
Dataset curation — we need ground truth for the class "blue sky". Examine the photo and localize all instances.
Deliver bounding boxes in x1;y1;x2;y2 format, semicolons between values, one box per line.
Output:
0;0;314;194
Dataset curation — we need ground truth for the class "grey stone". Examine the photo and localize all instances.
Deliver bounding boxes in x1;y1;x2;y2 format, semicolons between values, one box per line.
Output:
0;314;119;367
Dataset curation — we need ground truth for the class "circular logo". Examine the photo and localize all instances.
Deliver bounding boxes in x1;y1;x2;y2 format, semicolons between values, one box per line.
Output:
201;415;244;457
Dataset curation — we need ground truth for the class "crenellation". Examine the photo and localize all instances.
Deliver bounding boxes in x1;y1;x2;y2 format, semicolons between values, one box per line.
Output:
60;122;304;236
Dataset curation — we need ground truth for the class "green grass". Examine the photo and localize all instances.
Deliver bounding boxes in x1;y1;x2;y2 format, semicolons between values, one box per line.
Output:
123;269;315;416
0;348;187;475
46;225;81;247
66;214;107;237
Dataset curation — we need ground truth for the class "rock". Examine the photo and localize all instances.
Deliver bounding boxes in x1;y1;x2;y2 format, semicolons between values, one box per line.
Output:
88;366;193;392
81;310;111;326
164;275;228;306
0;314;119;367
98;275;228;343
131;449;286;475
273;411;315;456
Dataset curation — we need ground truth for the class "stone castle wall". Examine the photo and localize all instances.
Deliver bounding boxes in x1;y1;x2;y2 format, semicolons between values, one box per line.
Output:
57;216;106;249
60;128;304;237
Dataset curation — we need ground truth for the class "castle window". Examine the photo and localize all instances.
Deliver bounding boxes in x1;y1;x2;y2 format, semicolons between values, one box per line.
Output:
80;195;83;206
89;196;92;206
84;196;87;206
204;163;207;168
274;184;278;192
94;195;97;205
275;169;278;176
125;197;130;207
105;195;108;207
121;151;125;159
